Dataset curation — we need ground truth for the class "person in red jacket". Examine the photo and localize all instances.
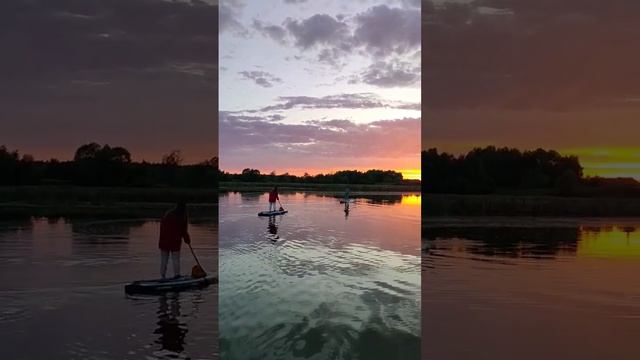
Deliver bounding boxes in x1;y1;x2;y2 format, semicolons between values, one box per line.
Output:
159;202;191;279
268;186;279;212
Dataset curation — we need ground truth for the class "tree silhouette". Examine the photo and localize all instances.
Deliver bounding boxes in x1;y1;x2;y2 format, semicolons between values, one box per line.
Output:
422;147;588;195
162;150;183;166
0;144;217;188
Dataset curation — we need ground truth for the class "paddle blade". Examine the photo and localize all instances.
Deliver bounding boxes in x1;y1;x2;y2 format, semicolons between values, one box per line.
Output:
191;264;206;278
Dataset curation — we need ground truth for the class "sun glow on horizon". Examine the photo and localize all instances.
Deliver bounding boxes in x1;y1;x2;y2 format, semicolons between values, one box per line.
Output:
400;169;421;180
561;147;640;179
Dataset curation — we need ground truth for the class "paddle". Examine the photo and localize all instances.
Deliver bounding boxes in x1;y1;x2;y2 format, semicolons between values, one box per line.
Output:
277;198;285;211
187;242;207;277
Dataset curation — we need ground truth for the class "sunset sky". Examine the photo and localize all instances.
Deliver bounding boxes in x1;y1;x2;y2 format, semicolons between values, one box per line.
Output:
424;0;640;179
1;0;218;163
219;0;421;179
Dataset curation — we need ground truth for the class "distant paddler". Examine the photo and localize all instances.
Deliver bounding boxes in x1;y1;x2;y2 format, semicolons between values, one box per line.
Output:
340;188;352;204
268;186;284;212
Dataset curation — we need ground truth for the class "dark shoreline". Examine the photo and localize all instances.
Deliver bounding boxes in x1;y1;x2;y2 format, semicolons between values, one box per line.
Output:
0;202;218;218
0;186;218;218
7;187;639;218
424;193;640;217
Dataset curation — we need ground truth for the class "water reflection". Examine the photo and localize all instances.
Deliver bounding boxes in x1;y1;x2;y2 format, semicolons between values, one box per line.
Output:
154;293;188;354
0;217;34;239
240;192;263;202
423;219;640;360
424;226;580;259
423;222;640;260
222;191;421;208
1;216;217;359
220;192;420;359
579;224;640;257
267;216;280;242
363;195;402;205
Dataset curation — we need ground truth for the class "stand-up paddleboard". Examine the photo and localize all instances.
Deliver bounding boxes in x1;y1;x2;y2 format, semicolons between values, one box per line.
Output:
339;199;355;204
125;275;217;295
258;209;288;216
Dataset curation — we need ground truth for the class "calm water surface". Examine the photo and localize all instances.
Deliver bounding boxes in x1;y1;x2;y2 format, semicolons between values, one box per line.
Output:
219;192;421;360
0;216;217;360
423;218;640;360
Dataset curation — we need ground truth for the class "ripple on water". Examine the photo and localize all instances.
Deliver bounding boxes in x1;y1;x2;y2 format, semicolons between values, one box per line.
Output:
0;298;30;324
1;217;218;359
219;193;420;360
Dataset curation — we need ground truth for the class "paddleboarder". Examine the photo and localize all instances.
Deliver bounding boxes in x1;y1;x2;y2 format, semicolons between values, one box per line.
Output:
268;186;280;212
159;202;191;279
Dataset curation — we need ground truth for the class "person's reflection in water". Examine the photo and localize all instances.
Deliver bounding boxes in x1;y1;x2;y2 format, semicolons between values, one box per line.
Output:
622;226;636;243
154;293;188;354
267;216;279;242
344;202;350;219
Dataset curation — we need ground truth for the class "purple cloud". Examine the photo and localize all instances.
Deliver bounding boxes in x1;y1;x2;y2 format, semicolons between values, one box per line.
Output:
284;13;352;57
238;93;420;112
353;5;421;57
252;19;288;44
220;112;420;170
239;70;283;88
351;59;420;87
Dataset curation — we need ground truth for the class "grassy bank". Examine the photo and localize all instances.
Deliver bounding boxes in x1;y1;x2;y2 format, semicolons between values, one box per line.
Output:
424;193;640;217
0;186;217;218
219;181;420;192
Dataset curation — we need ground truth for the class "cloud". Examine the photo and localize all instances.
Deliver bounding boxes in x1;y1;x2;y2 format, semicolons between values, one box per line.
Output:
252;19;288;44
0;0;219;162
399;0;421;9
0;0;217;88
239;70;283;88
284;0;309;3
270;5;420;66
222;114;285;122
220;112;420;161
351;59;421;87
353;5;421;57
219;0;247;35
243;93;420;112
284;14;351;50
425;0;640;110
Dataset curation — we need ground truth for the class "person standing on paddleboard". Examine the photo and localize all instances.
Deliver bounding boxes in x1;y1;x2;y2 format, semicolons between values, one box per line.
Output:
268;186;280;212
159;202;191;279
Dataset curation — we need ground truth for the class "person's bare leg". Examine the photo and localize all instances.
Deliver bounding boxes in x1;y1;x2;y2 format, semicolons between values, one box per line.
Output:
160;250;169;279
171;250;181;278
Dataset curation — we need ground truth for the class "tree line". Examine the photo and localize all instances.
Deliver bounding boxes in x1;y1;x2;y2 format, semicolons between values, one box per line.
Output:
422;147;640;196
1;143;412;187
423;147;582;194
218;168;413;185
0;144;217;188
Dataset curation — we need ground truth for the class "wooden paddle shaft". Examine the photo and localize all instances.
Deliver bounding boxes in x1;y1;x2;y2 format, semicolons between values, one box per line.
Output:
188;243;203;268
